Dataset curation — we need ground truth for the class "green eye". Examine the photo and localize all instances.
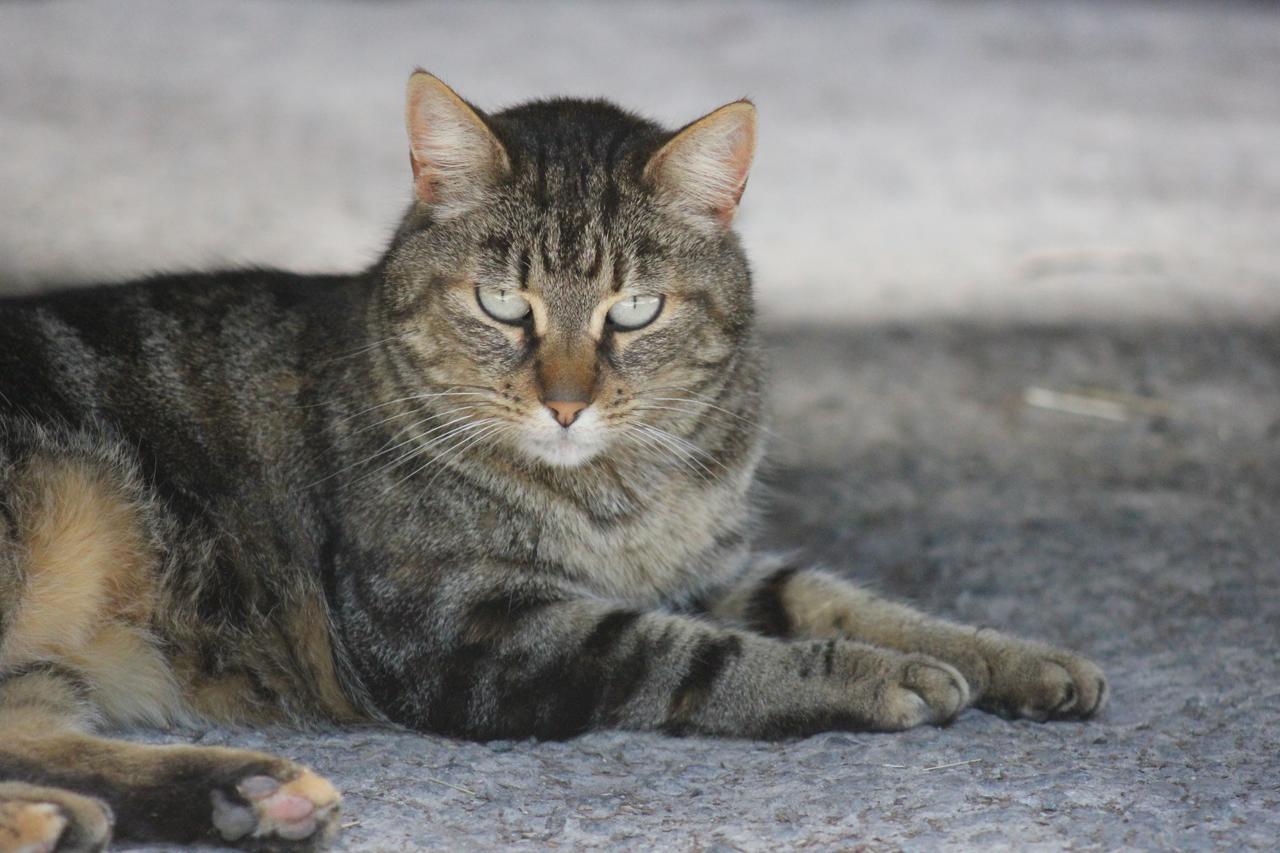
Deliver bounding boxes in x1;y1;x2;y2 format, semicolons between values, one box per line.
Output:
606;294;664;331
477;286;532;324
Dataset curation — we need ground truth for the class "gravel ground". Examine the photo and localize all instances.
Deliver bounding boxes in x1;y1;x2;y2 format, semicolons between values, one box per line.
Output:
123;321;1280;851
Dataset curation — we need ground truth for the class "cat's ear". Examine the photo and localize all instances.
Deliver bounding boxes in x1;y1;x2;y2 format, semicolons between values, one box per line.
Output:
644;100;756;230
405;71;509;216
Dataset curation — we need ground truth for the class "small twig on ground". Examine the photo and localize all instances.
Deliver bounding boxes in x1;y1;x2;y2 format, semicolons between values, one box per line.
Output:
426;776;479;797
1022;387;1175;422
346;790;429;813
1023;388;1129;421
921;758;983;772
862;759;982;771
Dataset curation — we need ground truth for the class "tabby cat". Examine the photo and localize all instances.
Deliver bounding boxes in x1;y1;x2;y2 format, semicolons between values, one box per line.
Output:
0;72;1106;851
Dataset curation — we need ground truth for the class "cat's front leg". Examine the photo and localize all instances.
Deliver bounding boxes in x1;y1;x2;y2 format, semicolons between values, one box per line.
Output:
342;566;970;739
709;564;1107;721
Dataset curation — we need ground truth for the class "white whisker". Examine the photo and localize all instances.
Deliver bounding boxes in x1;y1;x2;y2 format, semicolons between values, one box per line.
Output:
316;330;415;366
347;404;479;440
630;424;717;479
373;418;502;491
332;390;490;425
396;419;511;493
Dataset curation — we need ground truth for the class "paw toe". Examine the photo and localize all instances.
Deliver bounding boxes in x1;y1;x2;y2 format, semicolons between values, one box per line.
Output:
212;768;340;849
1089;675;1110;716
999;654;1107;721
0;789;113;853
900;657;971;725
1015;660;1074;720
1062;659;1108;718
5;802;67;853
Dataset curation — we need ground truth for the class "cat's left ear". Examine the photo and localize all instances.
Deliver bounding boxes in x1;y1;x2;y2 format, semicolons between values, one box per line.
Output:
405;70;510;217
644;100;757;231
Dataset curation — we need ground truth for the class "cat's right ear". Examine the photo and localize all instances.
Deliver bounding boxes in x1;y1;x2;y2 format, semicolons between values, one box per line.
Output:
405;71;509;217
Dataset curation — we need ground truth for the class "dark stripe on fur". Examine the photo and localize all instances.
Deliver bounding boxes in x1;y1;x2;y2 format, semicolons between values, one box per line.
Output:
664;634;742;733
0;661;92;701
742;567;798;638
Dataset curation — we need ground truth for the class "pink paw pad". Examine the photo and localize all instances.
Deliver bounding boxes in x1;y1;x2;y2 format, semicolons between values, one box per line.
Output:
212;769;340;846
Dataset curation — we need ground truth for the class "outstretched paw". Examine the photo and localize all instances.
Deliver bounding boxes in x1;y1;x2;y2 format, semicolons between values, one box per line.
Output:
862;653;971;730
976;635;1108;721
211;767;340;851
0;784;113;853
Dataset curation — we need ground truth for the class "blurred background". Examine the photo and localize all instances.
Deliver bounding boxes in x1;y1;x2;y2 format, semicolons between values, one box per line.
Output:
2;0;1278;323
3;2;1278;849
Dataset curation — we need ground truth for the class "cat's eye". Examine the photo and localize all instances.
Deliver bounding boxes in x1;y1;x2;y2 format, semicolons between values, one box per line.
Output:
606;294;664;331
476;286;532;325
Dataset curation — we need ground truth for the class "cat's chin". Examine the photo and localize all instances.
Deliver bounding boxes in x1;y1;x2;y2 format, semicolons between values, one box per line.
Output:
518;408;610;468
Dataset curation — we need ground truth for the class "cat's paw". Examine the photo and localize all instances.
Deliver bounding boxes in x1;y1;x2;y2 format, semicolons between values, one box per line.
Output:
975;635;1108;721
858;653;971;730
0;784;113;853
210;767;340;851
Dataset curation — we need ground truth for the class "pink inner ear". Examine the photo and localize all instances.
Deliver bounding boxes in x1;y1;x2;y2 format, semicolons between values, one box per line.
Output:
404;73;507;208
408;150;431;202
653;103;757;228
718;120;755;224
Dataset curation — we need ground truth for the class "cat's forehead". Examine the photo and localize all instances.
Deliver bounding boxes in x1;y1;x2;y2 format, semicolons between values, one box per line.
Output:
472;213;660;325
487;99;663;230
462;100;688;317
471;150;668;311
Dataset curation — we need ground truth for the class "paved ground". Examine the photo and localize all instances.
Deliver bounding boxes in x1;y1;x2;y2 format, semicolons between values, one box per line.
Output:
2;0;1278;849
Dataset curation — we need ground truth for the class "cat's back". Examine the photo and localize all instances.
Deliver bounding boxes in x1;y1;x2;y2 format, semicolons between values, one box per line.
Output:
2;270;347;413
0;270;358;494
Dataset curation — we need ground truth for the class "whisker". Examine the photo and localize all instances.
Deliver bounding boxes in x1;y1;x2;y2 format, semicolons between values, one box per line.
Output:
637;423;725;467
367;418;502;490
346;404;479;440
395;419;510;493
640;433;707;481
618;426;685;474
331;390;491;424
315;330;415;366
631;392;788;444
645;397;760;428
298;409;473;491
632;424;719;479
420;422;515;493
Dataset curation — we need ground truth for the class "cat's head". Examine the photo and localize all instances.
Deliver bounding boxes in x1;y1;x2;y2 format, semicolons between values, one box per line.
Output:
375;71;757;469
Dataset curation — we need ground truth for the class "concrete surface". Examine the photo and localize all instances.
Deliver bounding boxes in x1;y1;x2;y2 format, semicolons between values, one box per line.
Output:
1;0;1277;850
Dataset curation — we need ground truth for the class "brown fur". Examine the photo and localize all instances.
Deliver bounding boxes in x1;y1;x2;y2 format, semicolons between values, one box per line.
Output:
3;458;155;660
0;459;188;730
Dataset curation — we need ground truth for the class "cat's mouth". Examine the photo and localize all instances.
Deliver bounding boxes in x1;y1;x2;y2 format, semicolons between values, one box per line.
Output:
518;405;610;468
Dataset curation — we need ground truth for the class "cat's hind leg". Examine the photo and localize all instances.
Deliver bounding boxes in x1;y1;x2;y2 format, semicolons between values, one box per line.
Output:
713;563;1107;721
0;439;340;849
0;665;340;850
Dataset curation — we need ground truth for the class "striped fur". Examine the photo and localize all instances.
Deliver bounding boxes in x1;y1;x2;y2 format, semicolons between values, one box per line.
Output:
0;74;1105;849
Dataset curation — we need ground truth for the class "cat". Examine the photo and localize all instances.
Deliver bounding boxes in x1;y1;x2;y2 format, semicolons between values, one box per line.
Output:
0;71;1107;851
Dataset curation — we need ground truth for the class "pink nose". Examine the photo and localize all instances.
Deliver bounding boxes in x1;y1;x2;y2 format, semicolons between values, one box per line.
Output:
545;400;588;427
